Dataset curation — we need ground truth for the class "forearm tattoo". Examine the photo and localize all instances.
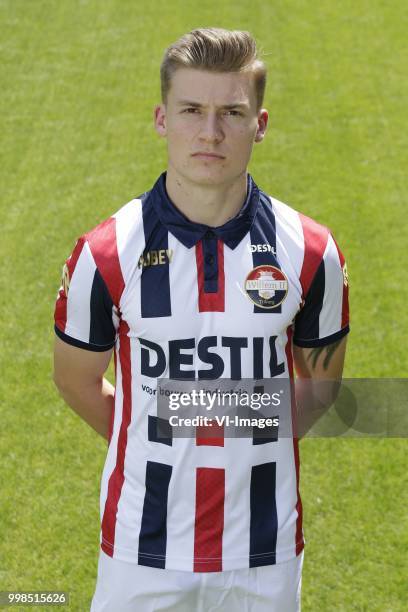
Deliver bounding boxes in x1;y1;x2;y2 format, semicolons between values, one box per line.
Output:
306;339;343;370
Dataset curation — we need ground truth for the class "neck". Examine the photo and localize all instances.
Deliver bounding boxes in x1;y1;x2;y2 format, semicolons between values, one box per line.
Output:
165;166;248;227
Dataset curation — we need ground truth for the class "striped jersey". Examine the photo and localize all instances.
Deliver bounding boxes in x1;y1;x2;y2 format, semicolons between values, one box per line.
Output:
54;172;349;572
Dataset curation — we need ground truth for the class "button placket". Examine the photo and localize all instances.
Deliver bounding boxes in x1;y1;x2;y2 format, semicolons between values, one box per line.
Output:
202;232;219;293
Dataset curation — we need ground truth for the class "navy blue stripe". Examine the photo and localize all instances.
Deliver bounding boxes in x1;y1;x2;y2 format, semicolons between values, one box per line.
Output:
54;325;115;352
138;461;172;568
294;259;325;343
202;233;219;293
250;462;277;566
253;426;279;445
249;193;281;314
148;415;173;446
252;382;278;445
252;383;279;444
140;194;171;318
294;324;350;348
89;268;116;346
269;335;285;377
253;337;264;378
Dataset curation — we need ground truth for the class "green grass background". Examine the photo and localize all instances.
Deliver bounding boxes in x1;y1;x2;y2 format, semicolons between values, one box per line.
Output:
1;0;407;610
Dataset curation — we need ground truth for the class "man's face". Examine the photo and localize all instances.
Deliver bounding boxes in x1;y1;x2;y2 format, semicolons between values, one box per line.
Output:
154;68;268;187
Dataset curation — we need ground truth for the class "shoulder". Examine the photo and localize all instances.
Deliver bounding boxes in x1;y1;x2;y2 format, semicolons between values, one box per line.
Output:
257;187;341;297
259;187;334;260
84;197;144;254
78;196;146;305
259;188;331;251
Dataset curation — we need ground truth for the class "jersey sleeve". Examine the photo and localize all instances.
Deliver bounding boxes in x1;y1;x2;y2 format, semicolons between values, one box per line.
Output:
293;232;350;347
54;236;119;351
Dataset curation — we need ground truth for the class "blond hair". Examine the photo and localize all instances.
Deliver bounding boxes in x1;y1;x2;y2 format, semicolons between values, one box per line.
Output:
160;28;267;111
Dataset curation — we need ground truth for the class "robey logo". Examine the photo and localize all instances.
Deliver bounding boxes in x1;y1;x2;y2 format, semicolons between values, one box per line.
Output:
138;249;173;268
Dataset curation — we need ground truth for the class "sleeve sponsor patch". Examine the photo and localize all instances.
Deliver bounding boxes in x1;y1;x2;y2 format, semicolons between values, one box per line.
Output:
61;262;70;296
342;263;349;287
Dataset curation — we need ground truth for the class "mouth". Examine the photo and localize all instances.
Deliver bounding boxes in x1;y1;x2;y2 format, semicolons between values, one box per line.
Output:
191;152;225;160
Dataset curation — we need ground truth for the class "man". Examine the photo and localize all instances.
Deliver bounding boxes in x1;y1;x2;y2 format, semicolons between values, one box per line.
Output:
53;28;349;612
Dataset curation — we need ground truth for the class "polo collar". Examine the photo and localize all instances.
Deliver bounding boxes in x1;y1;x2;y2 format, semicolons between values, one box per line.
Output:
148;171;260;249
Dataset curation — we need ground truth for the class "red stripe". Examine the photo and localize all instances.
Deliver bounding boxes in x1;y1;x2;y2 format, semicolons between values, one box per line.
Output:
285;325;304;555
196;421;224;447
195;240;225;312
54;237;85;333
194;467;225;572
86;217;125;307
298;213;329;300
101;320;132;557
331;236;350;328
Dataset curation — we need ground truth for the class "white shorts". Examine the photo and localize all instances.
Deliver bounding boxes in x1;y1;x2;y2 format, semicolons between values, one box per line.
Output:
90;550;303;612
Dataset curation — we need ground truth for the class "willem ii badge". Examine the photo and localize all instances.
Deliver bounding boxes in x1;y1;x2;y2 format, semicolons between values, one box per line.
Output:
245;265;288;309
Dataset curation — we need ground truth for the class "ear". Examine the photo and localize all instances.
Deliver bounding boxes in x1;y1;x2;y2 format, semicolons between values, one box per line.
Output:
254;109;268;143
154;104;167;137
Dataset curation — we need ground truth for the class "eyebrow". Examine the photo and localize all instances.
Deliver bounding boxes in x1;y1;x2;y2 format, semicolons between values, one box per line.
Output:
176;100;249;110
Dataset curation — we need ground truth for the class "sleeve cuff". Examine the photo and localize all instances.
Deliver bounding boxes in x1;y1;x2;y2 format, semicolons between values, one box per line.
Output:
54;325;115;352
293;325;350;348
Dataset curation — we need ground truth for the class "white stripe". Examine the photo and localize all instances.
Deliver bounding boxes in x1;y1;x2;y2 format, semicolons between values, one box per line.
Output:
114;199;145;325
114;338;145;558
320;234;343;338
221;438;251;570
165;438;197;570
271;197;305;284
275;438;298;562
65;241;95;342
167;232;197;320
114;199;144;286
224;237;253;321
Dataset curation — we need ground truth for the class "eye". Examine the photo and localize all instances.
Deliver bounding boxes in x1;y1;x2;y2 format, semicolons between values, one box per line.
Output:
182;107;200;114
224;110;242;116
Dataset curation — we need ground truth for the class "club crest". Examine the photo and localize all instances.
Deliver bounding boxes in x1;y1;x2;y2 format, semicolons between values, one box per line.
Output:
245;265;288;309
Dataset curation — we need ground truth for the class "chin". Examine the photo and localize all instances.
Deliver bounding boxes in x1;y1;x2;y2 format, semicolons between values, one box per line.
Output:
185;167;232;186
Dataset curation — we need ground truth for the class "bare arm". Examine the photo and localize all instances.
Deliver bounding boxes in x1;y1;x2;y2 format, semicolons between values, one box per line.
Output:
293;335;348;438
53;336;115;440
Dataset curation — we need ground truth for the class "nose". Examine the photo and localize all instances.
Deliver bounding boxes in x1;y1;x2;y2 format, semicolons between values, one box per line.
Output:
199;112;224;144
